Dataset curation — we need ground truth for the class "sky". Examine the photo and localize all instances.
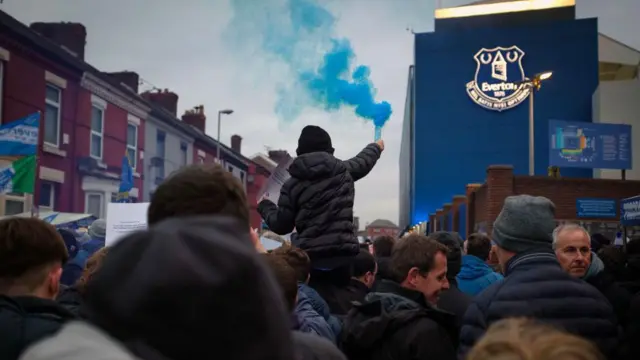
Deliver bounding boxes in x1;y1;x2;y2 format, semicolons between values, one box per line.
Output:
1;0;638;227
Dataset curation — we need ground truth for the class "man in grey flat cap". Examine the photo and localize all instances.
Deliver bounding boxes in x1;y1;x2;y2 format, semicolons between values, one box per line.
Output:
458;195;619;359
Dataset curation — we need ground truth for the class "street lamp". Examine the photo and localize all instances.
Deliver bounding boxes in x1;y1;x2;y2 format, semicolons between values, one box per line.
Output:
521;71;553;176
217;109;234;163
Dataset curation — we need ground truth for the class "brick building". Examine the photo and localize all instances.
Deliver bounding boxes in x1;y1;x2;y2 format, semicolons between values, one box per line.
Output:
366;219;400;238
428;165;640;240
0;10;270;221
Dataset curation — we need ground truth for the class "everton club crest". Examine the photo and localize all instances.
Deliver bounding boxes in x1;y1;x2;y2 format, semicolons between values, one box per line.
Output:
466;46;531;112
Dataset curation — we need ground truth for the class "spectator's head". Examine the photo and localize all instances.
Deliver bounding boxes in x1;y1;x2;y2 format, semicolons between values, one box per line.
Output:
372;235;395;257
390;234;449;305
272;244;311;283
428;231;463;279
627;235;640;255
598;246;627;279
263;254;298;312
89;219;107;240
352;250;377;288
0;218;68;299
58;228;79;259
84;216;293;360
466;233;492;261
492;195;556;265
76;247;110;294
466;318;604;360
553;224;591;278
148;164;255;244
296;125;334;156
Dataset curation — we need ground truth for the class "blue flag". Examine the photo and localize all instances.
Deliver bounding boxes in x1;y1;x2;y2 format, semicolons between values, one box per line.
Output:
0;113;40;155
116;155;134;203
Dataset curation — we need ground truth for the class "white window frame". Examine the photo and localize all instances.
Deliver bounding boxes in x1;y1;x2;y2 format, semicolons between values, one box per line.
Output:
4;192;25;216
84;191;104;218
180;142;188;167
127;123;138;169
44;84;62;147
90;104;105;160
39;183;55;211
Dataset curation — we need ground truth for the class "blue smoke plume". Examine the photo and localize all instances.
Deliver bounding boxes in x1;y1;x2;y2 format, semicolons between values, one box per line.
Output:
226;0;392;128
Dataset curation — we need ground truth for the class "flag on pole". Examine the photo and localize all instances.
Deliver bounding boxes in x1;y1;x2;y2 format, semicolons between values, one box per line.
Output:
0;155;36;194
0;113;40;156
116;154;134;203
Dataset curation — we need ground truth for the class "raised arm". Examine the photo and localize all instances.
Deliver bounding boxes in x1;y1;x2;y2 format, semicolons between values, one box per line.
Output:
257;180;296;235
342;141;383;182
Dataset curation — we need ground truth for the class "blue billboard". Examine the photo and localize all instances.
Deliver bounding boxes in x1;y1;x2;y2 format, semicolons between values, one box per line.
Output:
576;198;617;218
549;120;632;169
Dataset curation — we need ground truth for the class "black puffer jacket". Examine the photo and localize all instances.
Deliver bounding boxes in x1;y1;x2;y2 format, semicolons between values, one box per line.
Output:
0;295;76;360
259;143;381;266
459;250;619;359
342;280;457;360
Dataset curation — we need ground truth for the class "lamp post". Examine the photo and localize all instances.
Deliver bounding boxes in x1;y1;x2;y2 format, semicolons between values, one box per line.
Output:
523;71;553;176
217;109;234;163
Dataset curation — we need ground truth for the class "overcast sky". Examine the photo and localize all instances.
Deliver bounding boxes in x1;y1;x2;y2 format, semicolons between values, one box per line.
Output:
2;0;638;227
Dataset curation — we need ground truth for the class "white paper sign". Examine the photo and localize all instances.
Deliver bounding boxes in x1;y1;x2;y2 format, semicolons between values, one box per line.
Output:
259;157;294;204
105;202;149;246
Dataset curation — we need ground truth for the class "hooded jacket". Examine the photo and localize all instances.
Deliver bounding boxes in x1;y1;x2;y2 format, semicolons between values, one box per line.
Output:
294;291;336;343
259;144;381;268
341;280;457;360
456;255;504;296
0;295;76;360
77;216;295;360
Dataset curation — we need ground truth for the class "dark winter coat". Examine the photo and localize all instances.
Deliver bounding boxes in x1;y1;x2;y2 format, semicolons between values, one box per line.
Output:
294;290;337;343
344;278;370;306
585;269;632;328
56;286;85;318
0;295;76;360
458;250;619;359
258;144;381;267
372;256;393;291
298;283;342;339
437;279;471;331
341;280;458;360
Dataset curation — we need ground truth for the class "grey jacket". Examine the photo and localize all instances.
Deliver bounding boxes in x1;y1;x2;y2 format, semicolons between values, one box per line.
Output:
20;321;139;360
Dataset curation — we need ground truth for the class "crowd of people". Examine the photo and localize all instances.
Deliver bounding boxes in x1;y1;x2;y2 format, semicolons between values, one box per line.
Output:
1;125;640;360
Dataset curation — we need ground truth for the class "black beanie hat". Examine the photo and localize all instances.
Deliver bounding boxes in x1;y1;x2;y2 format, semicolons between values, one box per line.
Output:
296;125;334;156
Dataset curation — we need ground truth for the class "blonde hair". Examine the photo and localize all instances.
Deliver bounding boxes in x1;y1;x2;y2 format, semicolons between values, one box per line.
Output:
466;318;604;360
75;247;110;293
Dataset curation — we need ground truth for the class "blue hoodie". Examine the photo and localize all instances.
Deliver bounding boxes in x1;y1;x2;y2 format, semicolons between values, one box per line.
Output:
456;255;504;296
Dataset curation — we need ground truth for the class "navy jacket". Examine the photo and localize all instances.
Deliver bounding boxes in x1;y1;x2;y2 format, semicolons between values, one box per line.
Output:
459;250;619;359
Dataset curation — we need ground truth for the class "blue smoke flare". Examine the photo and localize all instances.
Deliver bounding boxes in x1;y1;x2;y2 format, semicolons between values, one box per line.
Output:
226;0;392;128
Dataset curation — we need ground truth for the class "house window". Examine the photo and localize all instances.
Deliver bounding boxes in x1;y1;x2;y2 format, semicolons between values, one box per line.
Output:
180;142;188;167
227;165;233;172
85;192;103;218
4;192;25;216
39;183;55;210
156;131;165;179
198;155;205;164
239;171;245;184
44;84;61;146
90;105;104;159
126;123;138;169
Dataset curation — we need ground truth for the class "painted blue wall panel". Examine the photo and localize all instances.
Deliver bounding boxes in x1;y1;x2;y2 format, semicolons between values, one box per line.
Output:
411;18;598;220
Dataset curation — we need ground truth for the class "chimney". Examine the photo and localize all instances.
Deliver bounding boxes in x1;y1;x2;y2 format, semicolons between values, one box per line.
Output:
231;135;242;153
182;105;206;132
30;22;87;60
105;71;140;93
141;89;179;116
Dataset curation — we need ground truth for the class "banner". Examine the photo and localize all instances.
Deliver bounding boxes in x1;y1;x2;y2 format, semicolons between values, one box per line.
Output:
0;113;40;156
0;155;36;194
548;120;632;169
258;156;294;204
621;195;640;226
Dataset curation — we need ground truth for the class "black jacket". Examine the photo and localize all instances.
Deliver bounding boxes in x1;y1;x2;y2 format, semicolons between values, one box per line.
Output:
437;279;471;331
259;144;381;266
372;257;393;291
0;295;76;360
56;286;85;318
459;250;619;359
342;280;457;360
